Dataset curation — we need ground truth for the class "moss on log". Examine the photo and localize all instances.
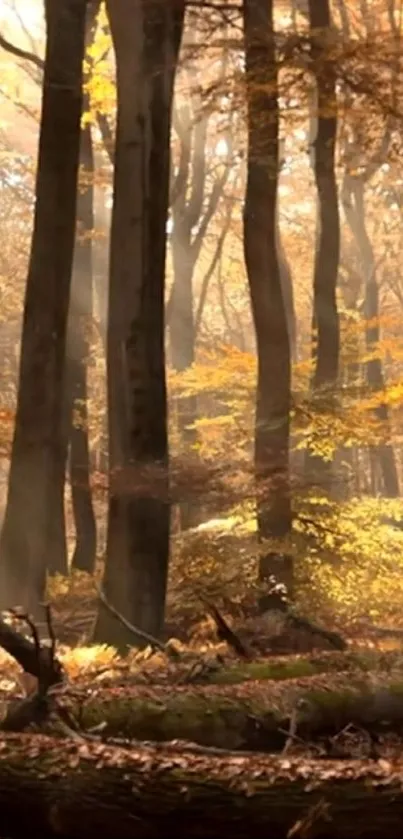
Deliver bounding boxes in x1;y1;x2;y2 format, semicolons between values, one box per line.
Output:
0;733;403;838
71;670;403;751
202;649;403;685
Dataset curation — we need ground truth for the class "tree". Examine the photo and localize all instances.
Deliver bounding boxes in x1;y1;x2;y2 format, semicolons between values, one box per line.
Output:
304;0;341;490
0;0;87;612
94;0;186;648
167;58;234;530
0;3;99;580
338;0;399;499
47;0;100;577
243;0;292;605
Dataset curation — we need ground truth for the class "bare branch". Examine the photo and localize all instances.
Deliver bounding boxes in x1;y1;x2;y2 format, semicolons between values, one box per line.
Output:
96;585;167;652
194;193;234;334
0;32;44;70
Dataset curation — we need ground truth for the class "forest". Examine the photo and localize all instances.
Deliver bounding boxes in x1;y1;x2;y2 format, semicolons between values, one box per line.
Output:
0;0;403;836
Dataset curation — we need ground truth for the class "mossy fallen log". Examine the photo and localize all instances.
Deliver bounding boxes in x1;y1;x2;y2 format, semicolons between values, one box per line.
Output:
72;671;403;751
192;649;403;685
0;733;403;838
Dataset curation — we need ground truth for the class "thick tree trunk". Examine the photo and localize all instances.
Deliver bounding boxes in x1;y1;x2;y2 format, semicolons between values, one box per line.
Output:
94;0;185;649
305;0;340;489
1;734;403;839
243;0;292;605
0;0;86;611
46;2;99;578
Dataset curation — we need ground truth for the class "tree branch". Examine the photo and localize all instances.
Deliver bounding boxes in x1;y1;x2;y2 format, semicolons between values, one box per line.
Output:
96;585;168;653
0;32;44;70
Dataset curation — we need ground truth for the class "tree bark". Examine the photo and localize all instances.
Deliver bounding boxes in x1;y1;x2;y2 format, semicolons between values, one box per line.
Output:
93;0;185;649
242;0;292;605
46;1;99;578
0;0;87;612
1;733;403;838
305;0;340;489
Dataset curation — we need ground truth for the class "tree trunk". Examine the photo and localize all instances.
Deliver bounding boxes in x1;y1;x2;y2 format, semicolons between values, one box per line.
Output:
344;177;399;498
1;734;403;839
243;0;292;605
305;0;340;490
68;119;97;574
93;0;185;649
46;2;99;578
0;0;86;612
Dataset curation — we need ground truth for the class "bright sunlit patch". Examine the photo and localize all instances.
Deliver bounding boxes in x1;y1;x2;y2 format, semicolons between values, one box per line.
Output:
0;0;44;33
294;127;307;141
61;644;118;679
215;138;228;157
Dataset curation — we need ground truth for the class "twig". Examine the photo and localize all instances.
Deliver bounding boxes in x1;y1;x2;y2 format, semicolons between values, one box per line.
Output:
287;799;331;839
199;594;251;659
282;705;300;754
96;585;167;653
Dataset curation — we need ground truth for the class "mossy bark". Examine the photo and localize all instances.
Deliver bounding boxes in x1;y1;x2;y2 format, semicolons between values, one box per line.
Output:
0;733;403;838
66;671;403;751
203;649;400;685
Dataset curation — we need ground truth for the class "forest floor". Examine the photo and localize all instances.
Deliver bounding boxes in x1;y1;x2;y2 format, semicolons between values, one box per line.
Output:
2;590;403;837
1;497;403;836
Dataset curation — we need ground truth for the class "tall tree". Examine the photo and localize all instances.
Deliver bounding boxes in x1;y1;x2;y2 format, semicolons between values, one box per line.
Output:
305;0;340;487
243;0;293;606
0;5;98;579
47;0;99;577
339;0;399;498
168;69;234;530
94;0;185;648
0;0;87;612
342;172;399;498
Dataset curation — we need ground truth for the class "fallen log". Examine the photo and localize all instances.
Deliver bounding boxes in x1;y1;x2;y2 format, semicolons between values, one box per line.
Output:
66;670;403;751
168;648;403;686
0;732;402;838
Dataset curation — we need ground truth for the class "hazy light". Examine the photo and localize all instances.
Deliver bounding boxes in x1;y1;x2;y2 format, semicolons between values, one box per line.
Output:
215;138;228;157
0;1;43;33
166;217;173;235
